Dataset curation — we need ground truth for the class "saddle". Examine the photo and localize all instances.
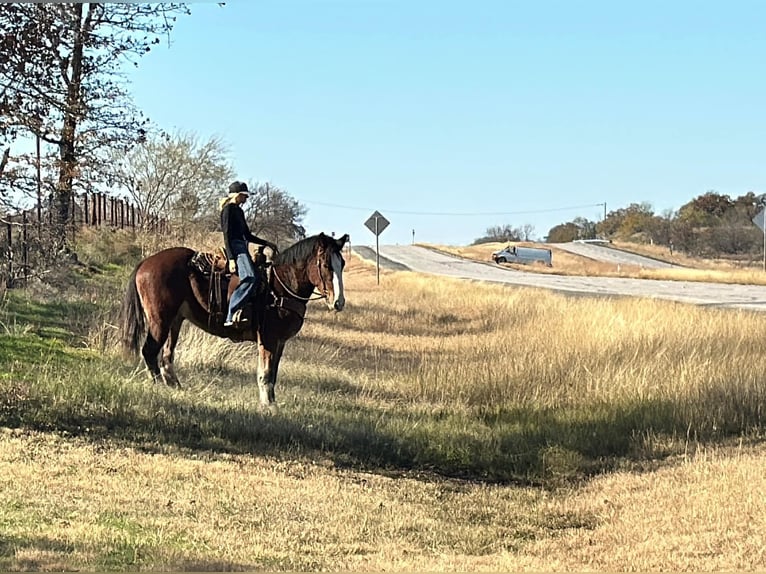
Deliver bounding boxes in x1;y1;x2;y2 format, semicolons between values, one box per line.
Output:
190;247;228;274
189;247;270;328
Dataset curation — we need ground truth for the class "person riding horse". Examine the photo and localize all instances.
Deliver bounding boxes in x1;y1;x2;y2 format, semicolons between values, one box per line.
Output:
220;181;278;327
120;231;350;405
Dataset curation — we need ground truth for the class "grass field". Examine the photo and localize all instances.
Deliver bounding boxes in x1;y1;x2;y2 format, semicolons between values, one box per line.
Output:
1;233;766;570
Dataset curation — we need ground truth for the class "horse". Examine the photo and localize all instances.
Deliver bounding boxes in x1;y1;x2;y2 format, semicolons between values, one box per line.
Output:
119;232;349;407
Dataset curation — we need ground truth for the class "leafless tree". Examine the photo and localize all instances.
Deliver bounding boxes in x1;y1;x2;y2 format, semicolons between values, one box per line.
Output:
112;130;234;235
243;182;307;247
0;3;191;244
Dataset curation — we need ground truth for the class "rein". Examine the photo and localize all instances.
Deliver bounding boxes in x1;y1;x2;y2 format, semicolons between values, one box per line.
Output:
271;261;328;303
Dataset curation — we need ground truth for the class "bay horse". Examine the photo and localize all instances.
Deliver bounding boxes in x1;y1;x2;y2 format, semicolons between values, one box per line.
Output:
119;232;349;407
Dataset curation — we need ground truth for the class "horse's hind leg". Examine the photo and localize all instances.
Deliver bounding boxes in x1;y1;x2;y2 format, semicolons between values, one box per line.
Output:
140;309;178;387
160;316;184;388
141;333;164;385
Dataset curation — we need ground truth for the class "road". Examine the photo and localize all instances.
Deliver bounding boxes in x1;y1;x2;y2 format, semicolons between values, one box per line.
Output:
351;245;766;312
555;241;681;269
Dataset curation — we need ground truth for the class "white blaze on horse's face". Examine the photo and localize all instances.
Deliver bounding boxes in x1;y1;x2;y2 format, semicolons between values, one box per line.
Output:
330;251;345;311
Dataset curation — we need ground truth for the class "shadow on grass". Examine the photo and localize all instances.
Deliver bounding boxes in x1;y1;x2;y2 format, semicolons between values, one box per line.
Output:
1;363;748;487
0;533;259;572
0;294;101;344
0;534;76;571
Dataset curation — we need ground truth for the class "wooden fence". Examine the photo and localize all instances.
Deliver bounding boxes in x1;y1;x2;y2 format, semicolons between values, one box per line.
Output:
2;192;168;287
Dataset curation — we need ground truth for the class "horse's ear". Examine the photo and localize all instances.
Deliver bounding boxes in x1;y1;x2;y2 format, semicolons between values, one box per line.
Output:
336;233;349;249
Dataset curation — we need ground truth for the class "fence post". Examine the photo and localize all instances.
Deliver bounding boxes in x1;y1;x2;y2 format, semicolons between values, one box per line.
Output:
70;192;75;244
22;212;28;284
5;222;12;288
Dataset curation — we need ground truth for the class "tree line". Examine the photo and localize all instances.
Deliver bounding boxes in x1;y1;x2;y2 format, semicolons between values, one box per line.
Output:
477;190;765;259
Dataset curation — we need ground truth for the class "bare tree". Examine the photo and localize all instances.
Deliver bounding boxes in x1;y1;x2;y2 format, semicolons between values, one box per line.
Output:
519;223;536;241
243;182;307;247
0;3;191;244
473;223;533;244
113;130;234;235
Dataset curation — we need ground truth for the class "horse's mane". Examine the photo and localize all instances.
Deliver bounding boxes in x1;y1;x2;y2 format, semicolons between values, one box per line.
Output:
273;234;334;266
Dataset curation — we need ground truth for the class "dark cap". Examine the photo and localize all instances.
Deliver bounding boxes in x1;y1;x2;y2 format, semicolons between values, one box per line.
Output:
228;181;249;195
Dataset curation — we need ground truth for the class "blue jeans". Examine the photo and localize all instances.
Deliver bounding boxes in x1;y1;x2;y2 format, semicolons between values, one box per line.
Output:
226;240;259;322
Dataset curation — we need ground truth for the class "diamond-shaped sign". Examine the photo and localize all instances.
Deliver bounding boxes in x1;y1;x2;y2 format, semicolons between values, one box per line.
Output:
364;210;390;236
753;209;766;232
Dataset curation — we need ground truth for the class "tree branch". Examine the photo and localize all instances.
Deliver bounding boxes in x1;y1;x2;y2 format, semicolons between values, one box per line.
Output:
0;148;9;177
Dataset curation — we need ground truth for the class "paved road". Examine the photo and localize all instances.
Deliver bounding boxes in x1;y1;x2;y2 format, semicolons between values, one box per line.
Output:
556;241;681;269
352;245;766;312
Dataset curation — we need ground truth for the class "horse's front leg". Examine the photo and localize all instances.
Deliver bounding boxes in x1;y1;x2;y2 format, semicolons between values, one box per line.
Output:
257;340;284;410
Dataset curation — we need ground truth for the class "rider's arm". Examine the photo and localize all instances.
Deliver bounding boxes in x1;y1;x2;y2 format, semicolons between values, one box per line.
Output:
244;219;278;253
246;231;274;248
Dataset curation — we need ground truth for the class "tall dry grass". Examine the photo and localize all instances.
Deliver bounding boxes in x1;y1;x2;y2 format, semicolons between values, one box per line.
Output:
296;257;766;423
3;250;766;570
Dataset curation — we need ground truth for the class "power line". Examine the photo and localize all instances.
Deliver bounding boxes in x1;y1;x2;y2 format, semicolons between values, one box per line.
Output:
302;199;606;217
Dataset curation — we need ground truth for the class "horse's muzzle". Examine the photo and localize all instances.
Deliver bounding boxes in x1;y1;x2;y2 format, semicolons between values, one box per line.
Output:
333;300;345;311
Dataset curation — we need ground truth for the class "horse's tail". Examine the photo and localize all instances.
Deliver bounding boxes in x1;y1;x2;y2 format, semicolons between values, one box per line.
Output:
119;264;145;356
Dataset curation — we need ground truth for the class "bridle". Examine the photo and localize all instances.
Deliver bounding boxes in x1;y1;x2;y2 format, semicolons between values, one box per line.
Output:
270;251;333;303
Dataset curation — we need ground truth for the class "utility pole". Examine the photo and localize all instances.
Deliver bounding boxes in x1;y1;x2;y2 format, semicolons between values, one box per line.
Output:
754;194;766;272
762;200;766;273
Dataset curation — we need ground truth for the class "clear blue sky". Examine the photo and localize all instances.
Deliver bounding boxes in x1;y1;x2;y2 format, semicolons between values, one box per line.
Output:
127;0;766;247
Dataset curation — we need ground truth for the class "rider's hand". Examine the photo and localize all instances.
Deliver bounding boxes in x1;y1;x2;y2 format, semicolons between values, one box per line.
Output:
228;259;236;273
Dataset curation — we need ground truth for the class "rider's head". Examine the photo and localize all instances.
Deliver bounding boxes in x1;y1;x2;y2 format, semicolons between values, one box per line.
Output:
228;181;249;205
229;181;248;195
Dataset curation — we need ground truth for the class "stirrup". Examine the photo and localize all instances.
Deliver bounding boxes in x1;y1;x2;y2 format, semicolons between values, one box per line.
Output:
233;309;248;324
224;309;245;327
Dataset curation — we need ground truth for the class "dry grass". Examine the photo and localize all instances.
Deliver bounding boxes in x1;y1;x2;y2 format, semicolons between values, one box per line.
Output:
610;239;765;270
2;432;765;571
521;441;766;571
2;252;766;570
316;257;766;414
0;428;548;571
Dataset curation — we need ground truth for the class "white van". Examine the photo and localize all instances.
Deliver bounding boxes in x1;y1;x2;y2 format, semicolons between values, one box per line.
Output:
492;245;552;267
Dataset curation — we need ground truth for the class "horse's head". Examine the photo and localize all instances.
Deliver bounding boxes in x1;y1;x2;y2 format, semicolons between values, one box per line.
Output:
309;232;349;311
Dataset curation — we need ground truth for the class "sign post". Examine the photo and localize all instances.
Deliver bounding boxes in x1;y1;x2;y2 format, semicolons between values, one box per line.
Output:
364;210;390;285
752;202;766;272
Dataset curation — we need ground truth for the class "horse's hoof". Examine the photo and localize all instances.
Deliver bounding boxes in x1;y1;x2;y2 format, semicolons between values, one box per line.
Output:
262;403;279;415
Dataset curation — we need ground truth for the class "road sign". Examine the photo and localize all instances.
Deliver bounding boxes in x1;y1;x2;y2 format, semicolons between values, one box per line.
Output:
364;210;390;285
753;209;766;232
364;210;390;236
